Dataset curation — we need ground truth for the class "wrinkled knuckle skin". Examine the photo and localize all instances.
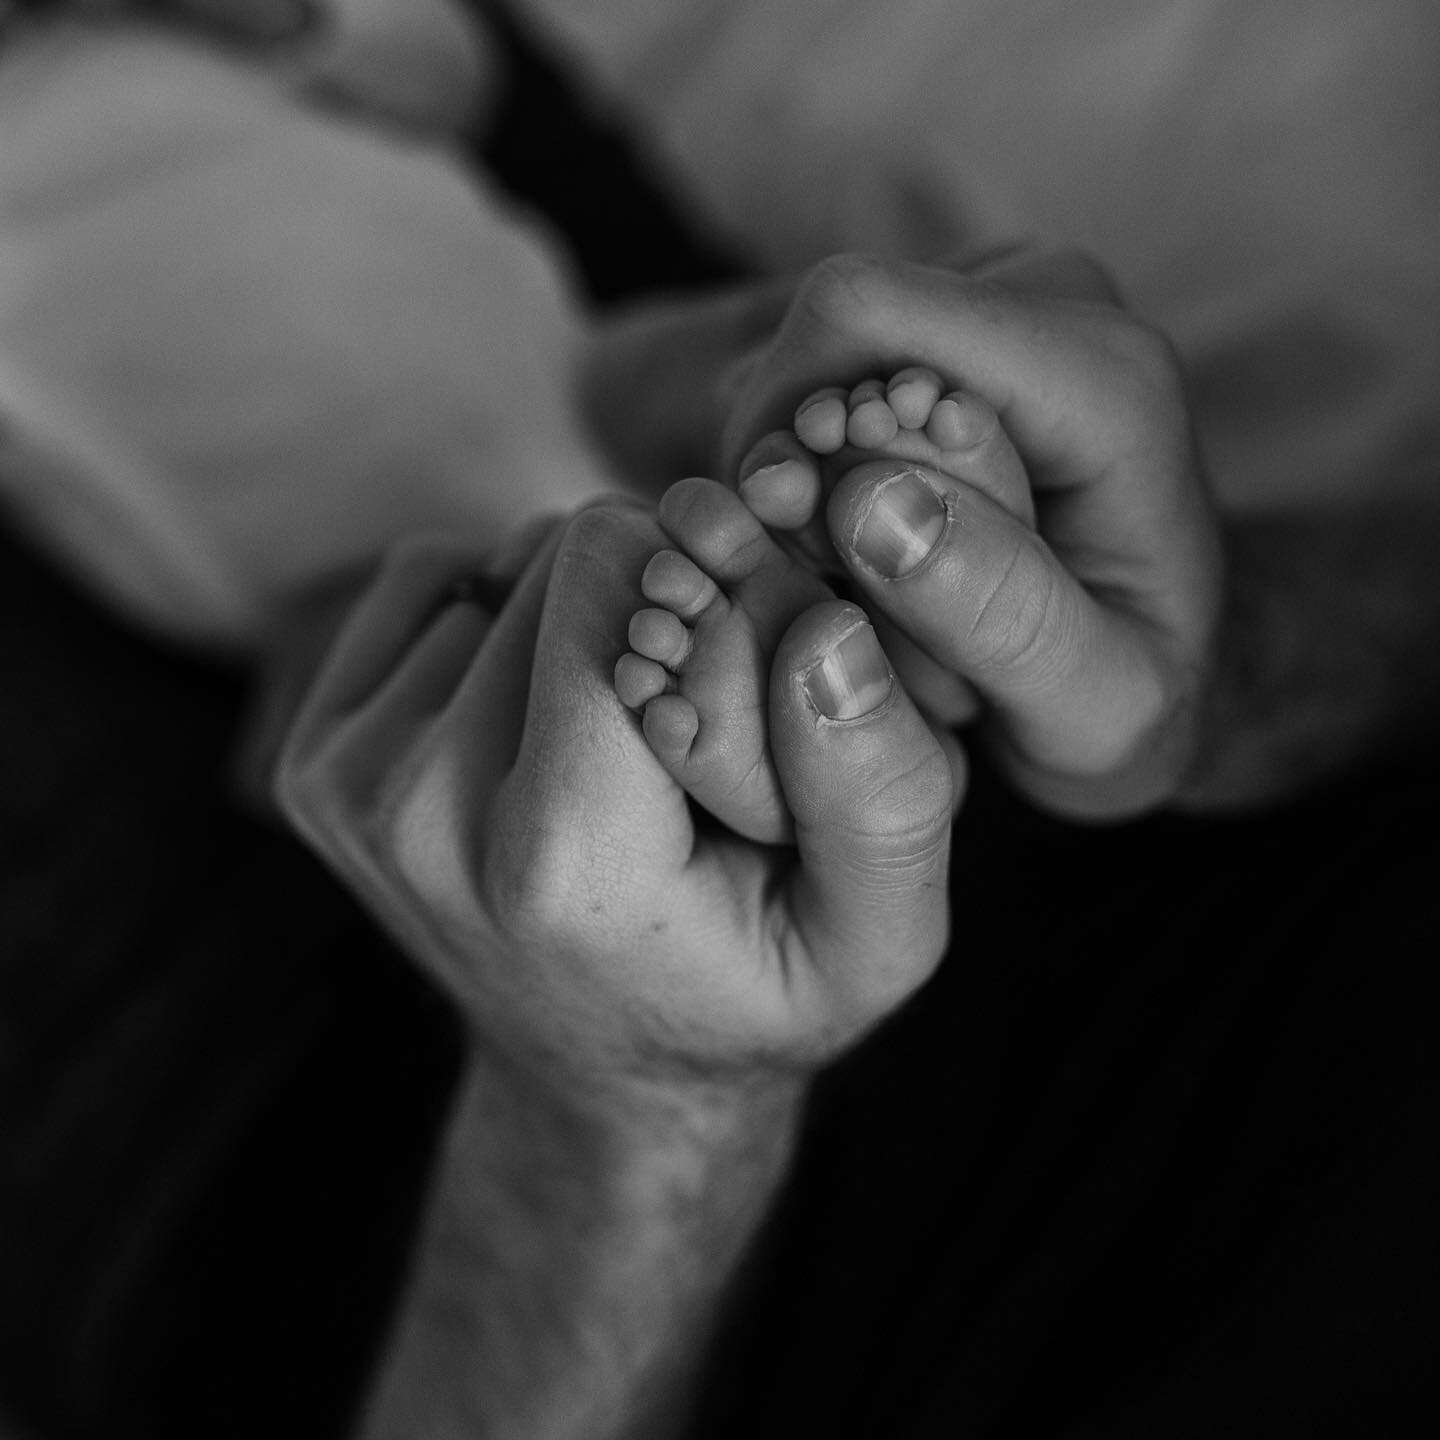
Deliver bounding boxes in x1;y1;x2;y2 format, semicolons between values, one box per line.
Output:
962;534;1062;676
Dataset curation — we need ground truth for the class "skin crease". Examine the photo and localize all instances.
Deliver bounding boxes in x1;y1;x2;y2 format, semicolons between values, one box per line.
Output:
277;501;959;1438
270;251;1440;1439
271;240;1231;1437
6;9;1436;1428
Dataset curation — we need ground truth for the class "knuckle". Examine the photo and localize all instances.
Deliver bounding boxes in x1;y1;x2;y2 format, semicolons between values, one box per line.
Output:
561;496;651;559
1068;310;1194;464
1099;312;1187;410
856;748;958;850
962;533;1068;676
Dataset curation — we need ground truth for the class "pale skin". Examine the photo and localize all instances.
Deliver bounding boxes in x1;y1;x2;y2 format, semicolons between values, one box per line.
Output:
6;15;1439;1437
615;364;1034;843
272;252;1241;1440
614;246;1226;842
332;255;1440;1440
276;502;961;1440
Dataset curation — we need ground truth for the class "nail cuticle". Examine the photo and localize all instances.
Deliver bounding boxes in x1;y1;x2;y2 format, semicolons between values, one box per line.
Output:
846;468;950;580
801;619;894;722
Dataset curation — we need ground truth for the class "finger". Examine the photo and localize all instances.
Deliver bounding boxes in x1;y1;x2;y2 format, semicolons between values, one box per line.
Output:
827;461;1175;797
487;503;697;918
438;520;569;803
370;592;495;721
767;600;962;1036
378;528;565;930
964;242;1126;305
286;536;497;732
276;537;537;849
724;252;1214;637
727;252;1154;480
869;613;980;728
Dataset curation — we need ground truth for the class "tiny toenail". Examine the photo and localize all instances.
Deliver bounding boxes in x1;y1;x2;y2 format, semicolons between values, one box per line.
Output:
739;460;789;490
803;622;893;720
848;469;948;578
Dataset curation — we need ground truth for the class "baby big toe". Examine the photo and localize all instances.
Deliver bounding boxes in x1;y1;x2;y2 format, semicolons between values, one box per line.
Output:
794;386;850;454
657;476;785;592
738;431;824;531
928;391;1034;525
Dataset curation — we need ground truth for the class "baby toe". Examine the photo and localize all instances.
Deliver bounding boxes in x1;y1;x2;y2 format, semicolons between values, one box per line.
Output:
926;390;1034;525
628;607;693;669
926;389;1000;451
640;547;720;621
846;380;900;449
737;431;823;531
886;367;944;430
794;387;850;454
641;693;701;768
658;476;777;590
614;652;672;710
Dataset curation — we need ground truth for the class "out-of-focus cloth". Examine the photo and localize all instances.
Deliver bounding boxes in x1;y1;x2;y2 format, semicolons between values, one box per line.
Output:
0;6;601;647
515;0;1440;512
6;0;1437;640
0;0;490;131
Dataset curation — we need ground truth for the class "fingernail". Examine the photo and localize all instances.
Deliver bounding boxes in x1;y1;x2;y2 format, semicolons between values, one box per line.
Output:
803;622;892;719
849;470;947;578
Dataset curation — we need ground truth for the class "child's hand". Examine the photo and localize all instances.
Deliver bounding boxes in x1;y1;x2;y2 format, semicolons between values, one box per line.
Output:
721;249;1224;821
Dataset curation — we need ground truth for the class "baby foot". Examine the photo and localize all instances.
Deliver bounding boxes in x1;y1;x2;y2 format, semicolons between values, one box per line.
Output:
613;476;837;845
736;366;1035;572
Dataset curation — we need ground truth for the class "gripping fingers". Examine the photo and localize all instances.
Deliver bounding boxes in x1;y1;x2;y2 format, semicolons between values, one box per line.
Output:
827;465;1170;788
767;600;961;1039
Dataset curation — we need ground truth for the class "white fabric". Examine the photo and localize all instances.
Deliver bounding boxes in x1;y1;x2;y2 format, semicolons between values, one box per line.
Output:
0;20;601;644
284;0;499;136
518;0;1440;509
3;0;1437;643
